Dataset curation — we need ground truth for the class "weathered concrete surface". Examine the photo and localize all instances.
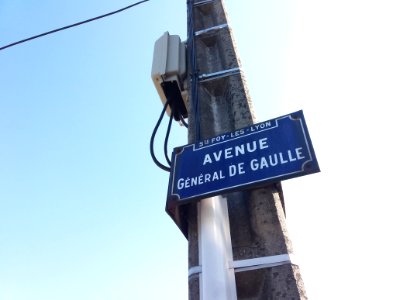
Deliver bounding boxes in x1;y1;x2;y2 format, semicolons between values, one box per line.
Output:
186;1;307;299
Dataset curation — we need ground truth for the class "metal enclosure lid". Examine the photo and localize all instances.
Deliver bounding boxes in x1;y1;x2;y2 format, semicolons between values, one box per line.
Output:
151;32;186;113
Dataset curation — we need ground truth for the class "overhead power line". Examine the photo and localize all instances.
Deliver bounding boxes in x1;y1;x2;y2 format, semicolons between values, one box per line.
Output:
0;0;149;51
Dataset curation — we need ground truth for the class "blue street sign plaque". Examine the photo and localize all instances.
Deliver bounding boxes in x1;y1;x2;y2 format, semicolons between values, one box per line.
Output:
167;110;319;206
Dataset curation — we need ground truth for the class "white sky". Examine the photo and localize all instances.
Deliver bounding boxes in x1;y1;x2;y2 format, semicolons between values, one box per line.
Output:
229;1;400;299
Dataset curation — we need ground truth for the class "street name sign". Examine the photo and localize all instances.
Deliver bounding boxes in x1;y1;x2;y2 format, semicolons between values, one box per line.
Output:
167;110;319;207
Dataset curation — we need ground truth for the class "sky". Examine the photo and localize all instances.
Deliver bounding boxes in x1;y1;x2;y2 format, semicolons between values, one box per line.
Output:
0;0;399;299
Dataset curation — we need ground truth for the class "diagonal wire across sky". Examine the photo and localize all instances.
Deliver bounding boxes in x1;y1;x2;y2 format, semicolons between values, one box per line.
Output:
0;0;150;51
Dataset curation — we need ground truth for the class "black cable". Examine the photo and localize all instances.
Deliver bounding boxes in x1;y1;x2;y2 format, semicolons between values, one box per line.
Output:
187;0;201;142
164;112;173;166
150;100;171;172
0;0;149;51
180;115;188;128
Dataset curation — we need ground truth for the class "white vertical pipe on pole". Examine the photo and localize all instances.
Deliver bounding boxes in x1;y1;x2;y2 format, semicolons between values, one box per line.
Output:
199;196;237;300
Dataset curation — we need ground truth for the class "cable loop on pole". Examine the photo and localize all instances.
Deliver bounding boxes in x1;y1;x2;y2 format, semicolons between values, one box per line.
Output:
150;99;172;172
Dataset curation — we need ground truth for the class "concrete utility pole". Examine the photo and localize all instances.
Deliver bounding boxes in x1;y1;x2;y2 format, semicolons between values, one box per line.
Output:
185;1;308;299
